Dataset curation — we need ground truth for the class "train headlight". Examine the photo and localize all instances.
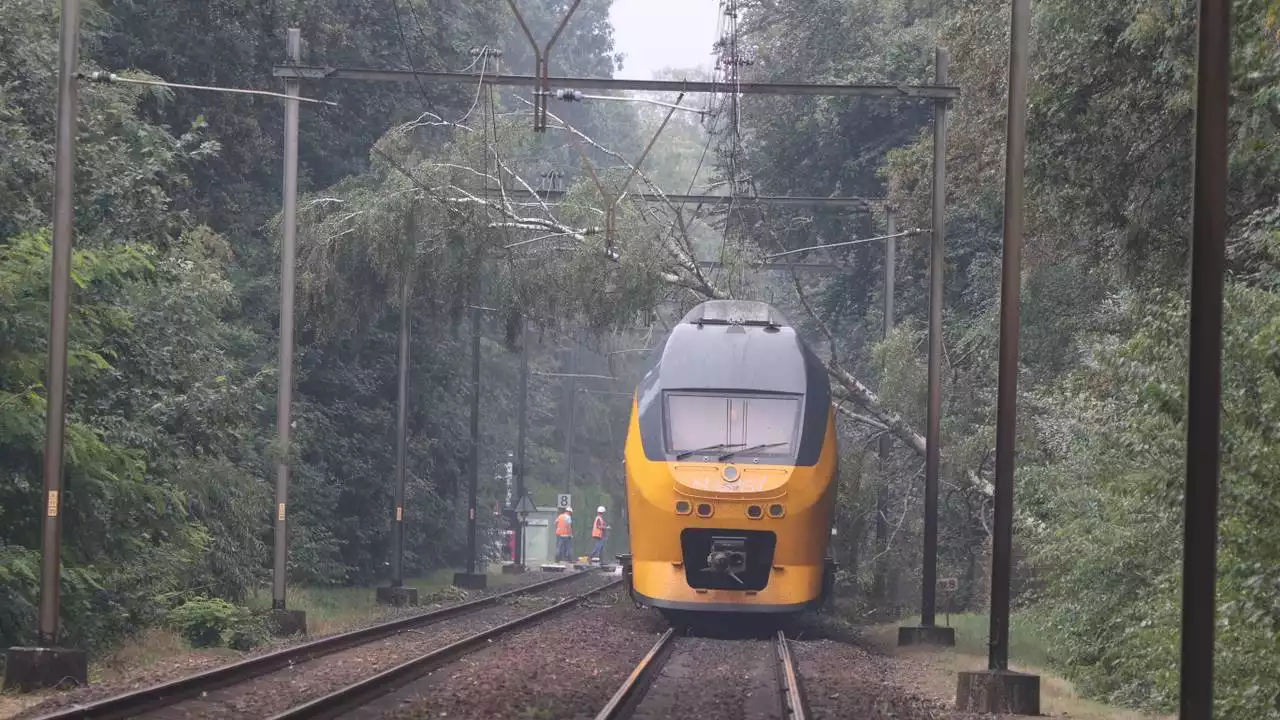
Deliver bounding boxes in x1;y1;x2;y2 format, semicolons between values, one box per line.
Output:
696;503;714;518
767;503;785;518
675;500;692;515
746;505;763;519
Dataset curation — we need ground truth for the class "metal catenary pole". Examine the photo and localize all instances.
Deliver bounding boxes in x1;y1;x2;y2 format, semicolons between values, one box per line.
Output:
922;46;950;629
390;208;414;588
873;213;896;602
467;306;482;575
988;5;1029;671
563;348;577;496
1179;0;1230;716
272;28;301;611
514;322;529;567
38;0;82;647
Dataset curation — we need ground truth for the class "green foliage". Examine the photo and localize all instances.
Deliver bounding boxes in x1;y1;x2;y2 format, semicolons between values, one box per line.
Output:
1023;281;1280;717
0;0;217;248
165;597;267;650
739;0;1280;715
2;0;641;662
0;229;256;651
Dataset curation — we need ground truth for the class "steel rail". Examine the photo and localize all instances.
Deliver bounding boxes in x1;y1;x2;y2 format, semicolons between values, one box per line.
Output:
593;628;676;720
269;578;625;720
775;631;809;720
29;571;592;720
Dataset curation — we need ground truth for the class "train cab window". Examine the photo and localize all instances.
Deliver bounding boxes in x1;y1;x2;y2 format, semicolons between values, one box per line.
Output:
665;393;801;458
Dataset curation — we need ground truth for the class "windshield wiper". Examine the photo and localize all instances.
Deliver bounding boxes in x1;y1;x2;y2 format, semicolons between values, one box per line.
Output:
675;443;745;460
718;442;789;461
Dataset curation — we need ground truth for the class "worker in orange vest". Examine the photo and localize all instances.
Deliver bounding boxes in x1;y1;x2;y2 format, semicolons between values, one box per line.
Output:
554;506;573;563
590;506;608;562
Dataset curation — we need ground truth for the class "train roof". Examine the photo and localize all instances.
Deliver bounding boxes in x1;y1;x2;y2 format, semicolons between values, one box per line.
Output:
678;299;791;328
633;300;833;465
641;300;828;397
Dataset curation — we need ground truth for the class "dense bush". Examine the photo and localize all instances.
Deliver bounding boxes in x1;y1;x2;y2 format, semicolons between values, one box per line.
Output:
166;597;268;650
1021;279;1280;717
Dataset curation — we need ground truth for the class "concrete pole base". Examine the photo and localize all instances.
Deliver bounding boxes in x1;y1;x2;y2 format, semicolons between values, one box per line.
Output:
452;572;488;590
375;586;420;606
3;646;88;692
955;669;1041;715
267;609;308;637
501;564;527;575
897;625;957;647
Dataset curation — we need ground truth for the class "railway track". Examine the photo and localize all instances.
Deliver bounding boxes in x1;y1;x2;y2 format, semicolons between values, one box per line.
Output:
29;570;604;720
270;577;623;720
595;629;810;720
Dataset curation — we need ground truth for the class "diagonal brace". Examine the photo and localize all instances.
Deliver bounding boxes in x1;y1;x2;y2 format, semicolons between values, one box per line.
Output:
562;93;686;253
507;0;583;131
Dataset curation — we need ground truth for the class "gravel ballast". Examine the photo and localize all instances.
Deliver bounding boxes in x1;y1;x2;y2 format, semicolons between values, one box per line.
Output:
789;638;979;720
361;584;661;720
629;636;780;720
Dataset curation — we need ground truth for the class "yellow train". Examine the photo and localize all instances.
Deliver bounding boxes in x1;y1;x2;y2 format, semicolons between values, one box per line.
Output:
618;300;838;618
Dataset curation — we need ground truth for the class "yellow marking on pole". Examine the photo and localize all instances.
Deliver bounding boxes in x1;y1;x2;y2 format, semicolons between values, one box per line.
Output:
396;506;403;521
47;491;59;517
278;503;286;521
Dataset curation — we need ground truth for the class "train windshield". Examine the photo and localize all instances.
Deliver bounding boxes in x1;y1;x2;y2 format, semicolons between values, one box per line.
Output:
664;392;801;459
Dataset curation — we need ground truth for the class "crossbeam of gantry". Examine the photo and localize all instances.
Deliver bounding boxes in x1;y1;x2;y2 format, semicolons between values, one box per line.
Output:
492;188;877;211
271;65;961;99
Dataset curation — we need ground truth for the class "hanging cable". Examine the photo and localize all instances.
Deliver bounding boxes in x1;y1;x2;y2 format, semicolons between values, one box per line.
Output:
455;47;492;124
762;229;926;260
388;0;434;110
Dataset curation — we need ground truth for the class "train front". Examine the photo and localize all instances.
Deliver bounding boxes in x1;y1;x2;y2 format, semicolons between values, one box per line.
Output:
621;300;838;615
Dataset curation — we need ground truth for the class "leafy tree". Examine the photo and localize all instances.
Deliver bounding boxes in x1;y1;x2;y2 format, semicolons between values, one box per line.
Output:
735;0;1280;714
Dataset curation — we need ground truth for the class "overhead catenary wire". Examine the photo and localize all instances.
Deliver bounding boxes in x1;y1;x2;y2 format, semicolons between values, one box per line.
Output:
78;71;338;106
647;91;731;289
387;0;434;109
388;0;493;125
762;229;926;259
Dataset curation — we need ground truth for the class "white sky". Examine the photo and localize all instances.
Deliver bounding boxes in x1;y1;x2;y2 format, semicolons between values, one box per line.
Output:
608;0;722;79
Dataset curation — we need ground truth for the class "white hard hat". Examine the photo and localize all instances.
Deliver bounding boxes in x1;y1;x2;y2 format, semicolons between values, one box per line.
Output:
597;506;606;513
564;506;572;513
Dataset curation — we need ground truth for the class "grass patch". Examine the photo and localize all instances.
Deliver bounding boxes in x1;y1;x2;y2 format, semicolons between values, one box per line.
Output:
246;568;524;636
892;611;1054;668
864;612;1173;720
94;627;201;679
